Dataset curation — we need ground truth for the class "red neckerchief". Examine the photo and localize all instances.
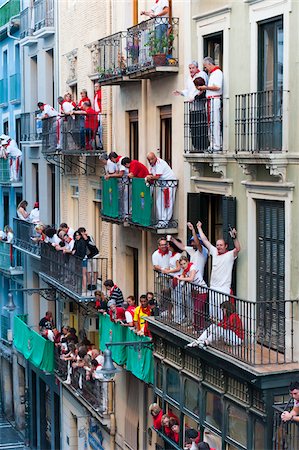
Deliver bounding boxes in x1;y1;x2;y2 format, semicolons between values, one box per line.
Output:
209;66;221;74
171;252;177;257
158;248;168;256
183;262;193;276
218;250;228;256
115;155;122;163
110;284;117;295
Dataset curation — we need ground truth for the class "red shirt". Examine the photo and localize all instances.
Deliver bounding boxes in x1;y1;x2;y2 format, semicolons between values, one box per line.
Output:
153;410;163;430
78;97;91;108
85;107;98;131
94;90;102;112
129;160;149;178
218;313;244;339
109;307;126;323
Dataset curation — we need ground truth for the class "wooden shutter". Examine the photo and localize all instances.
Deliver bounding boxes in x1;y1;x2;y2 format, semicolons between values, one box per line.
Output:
222;196;236;250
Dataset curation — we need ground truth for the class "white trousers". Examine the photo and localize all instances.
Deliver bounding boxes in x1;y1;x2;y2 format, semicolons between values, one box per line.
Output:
199;324;242;346
156;185;176;222
10;157;21;182
208;98;221;150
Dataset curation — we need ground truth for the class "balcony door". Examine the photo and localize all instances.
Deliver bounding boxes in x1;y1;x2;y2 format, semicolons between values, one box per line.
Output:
203;32;223;68
258;17;283;151
256;200;285;351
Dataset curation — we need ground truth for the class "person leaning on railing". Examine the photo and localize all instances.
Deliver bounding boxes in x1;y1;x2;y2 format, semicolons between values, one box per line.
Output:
281;381;299;423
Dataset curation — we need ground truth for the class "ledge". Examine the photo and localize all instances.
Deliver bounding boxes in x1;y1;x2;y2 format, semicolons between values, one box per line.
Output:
192;6;232;21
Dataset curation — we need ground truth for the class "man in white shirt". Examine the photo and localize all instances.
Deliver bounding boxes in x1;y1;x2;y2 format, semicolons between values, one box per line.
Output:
197;57;223;151
146;152;177;224
1;137;22;182
197;220;240;320
141;0;169;48
37;102;59;151
173;61;208;101
152;237;171;272
37;102;59;118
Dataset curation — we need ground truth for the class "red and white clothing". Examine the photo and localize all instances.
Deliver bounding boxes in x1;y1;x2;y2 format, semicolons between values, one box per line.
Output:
185;245;208;279
65;227;74;238
180;261;205;286
105;159;117;174
151;0;169;16
94;89;102;113
5;140;22;182
125;305;136;324
129;160;149;178
61;100;76;114
169;251;181;273
152;249;171;270
198;312;244;346
41;104;59;118
182;70;208;101
207;67;223;151
64;238;74;252
84;107;98;132
149;157;176;222
78;97;91;109
109;307;126;323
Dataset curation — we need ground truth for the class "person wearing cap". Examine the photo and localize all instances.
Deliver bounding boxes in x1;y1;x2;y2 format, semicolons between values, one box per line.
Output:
108;300;126;323
1;136;22;182
29;202;40;224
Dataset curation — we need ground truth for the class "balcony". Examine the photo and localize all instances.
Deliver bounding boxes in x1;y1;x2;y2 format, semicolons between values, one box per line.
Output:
13;218;41;258
13;315;54;373
0;159;10;184
95;32;128;86
126;17;179;79
9;73;21;104
0;242;23;276
272;404;299;449
99;314;154;384
41;114;106;156
20;0;54;41
0;78;8;107
153;272;299;371
235;90;283;153
184;97;223;154
40;243;108;302
55;348;109;415
21;111;42;142
101;178;178;232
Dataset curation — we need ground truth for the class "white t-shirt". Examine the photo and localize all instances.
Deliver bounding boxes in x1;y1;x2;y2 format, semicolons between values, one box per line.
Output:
125;310;134;324
169;252;181;270
43;104;58;117
206;68;223;98
117;156;129;175
65;227;74;238
185;246;208;278
61;101;74;114
6;141;22;157
6;231;13;243
209;245;236;294
152;249;171;269
182;262;205;286
0;230;6;239
106;159;117;174
151;0;168;16
64;238;74;252
182;71;209;101
149;158;176;180
29;208;40;224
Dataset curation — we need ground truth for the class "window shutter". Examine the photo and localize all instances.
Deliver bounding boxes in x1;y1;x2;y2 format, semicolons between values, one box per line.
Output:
222;196;236;250
187;193;209;241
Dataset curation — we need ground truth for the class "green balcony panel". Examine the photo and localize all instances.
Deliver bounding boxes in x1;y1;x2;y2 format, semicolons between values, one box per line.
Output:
99;313;154;384
14;315;54;373
0;79;8;104
0;158;10;183
10;73;21;101
101;178;119;218
131;178;152;226
0;242;12;270
0;0;20;28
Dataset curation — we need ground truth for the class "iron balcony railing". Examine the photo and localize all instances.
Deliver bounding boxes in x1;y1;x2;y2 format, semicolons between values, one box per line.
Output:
154;271;299;366
10;73;21;102
96;31;127;83
272;403;299;449
13;218;41;258
235;90;283;153
0;241;23;274
126;17;179;75
0;159;11;184
0;79;8;105
40;243;108;300
21;111;42;142
20;7;33;39
184;97;223;153
55;348;109;415
41;114;106;155
33;0;54;32
101;178;178;230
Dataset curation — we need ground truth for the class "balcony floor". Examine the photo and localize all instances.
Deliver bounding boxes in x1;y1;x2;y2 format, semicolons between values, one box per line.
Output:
40;272;95;303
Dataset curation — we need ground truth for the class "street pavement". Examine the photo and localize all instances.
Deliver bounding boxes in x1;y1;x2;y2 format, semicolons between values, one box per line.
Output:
0;411;25;449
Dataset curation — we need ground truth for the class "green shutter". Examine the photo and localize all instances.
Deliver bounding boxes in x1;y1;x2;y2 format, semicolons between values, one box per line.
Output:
222;196;236;250
131;178;152;226
101;177;119;218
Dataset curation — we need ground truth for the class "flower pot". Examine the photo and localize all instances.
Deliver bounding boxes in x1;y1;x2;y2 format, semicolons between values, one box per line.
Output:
152;53;167;66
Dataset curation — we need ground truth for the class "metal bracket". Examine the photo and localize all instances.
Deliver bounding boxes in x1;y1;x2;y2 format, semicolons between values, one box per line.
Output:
9;288;56;301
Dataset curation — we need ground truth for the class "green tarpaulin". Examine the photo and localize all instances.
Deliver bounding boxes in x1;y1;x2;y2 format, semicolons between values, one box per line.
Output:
13;316;54;373
101;178;119;218
99;314;154;384
131;178;152;226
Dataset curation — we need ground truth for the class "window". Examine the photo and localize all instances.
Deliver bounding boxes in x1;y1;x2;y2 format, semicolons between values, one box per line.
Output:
205;391;222;431
93;188;102;246
3;194;9;228
166;367;180;403
156;362;163;391
71;184;79;229
15;117;21;146
32;163;39;203
184;378;199;416
227;404;247;447
159;105;172;167
3;120;9;135
70;84;77;102
254;420;265;450
128;110;139;161
204;32;223;68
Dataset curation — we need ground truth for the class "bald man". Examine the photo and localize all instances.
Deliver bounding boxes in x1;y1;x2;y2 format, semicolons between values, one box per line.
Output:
145;152;177;224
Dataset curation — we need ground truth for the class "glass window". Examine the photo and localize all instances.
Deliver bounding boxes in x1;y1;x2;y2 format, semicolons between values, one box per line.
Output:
254;420;265;450
227;404;247;447
156;362;163;391
184;378;199;416
203;428;222;450
184;415;200;448
166;367;180;402
205;391;222;430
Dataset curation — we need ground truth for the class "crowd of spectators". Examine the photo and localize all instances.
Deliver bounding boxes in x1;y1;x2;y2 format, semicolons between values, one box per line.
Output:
0;134;22;182
0;225;14;243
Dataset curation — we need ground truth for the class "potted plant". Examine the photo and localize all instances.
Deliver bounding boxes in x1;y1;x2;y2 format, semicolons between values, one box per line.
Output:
145;31;174;66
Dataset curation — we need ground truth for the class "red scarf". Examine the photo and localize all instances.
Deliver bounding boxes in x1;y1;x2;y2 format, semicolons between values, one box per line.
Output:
209;65;221;74
110;284;118;295
183;262;193;276
158;248;168;256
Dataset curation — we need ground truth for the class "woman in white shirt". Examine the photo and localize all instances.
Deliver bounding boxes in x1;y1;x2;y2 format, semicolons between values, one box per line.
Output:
17;200;30;221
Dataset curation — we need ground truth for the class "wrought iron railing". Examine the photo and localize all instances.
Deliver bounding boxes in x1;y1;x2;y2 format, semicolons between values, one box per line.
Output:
126;17;179;75
272;404;299;449
10;73;21;102
184;97;223;153
13;218;41;257
96;31;127;82
40;243;108;299
0;79;8;105
0;241;23;272
235;90;283;153
21;111;42;142
101;178;178;229
0;159;10;184
33;0;54;31
41;114;106;155
54;348;109;414
20;7;33;39
154;271;298;366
